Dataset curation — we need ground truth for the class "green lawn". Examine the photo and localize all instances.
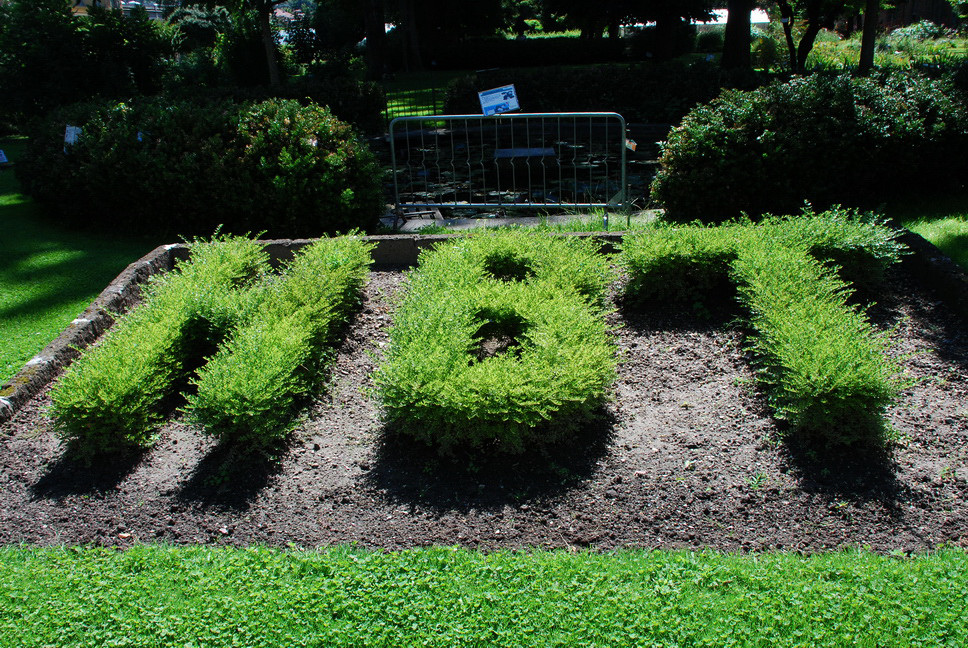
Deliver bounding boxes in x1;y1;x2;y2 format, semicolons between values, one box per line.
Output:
0;139;155;383
0;545;964;647
885;192;968;272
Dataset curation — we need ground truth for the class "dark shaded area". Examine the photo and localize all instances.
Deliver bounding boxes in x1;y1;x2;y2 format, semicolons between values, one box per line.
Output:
32;443;146;499
177;440;287;512
364;411;616;512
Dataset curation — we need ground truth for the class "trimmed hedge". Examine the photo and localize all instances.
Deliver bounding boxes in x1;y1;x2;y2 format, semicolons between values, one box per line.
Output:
17;98;384;238
375;231;615;454
732;241;897;444
186;235;374;448
50;236;269;454
651;72;968;222
620;210;905;445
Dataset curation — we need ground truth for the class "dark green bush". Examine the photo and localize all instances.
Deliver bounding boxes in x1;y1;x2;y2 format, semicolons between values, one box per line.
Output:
186;235;374;449
652;72;968;222
375;231;615;454
50;236;269;455
620;211;904;446
17;98;384;237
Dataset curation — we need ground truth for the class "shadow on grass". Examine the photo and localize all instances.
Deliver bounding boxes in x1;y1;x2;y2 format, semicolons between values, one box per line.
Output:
364;410;616;512
177;441;287;513
31;443;147;499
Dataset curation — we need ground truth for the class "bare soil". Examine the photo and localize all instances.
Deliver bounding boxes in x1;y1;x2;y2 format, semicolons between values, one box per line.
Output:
1;265;966;552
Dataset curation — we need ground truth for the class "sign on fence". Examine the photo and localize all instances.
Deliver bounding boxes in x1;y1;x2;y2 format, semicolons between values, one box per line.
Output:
478;85;520;116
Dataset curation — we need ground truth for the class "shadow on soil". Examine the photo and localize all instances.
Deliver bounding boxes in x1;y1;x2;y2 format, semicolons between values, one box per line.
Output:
177;442;285;512
32;443;146;499
779;433;913;513
365;411;616;512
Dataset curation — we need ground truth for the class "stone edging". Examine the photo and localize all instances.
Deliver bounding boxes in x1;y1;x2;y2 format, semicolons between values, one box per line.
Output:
1;228;961;425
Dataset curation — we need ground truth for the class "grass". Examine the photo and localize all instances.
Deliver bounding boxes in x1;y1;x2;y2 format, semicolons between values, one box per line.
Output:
0;545;965;647
885;192;968;272
0;138;156;383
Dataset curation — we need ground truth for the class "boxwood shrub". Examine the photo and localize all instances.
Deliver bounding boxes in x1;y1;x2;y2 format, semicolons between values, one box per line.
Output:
620;211;904;446
186;235;374;449
732;241;898;445
50;236;269;455
651;72;968;222
375;231;615;454
17;98;384;238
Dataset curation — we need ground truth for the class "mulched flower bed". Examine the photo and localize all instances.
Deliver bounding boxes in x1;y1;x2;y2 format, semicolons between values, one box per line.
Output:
1;264;966;552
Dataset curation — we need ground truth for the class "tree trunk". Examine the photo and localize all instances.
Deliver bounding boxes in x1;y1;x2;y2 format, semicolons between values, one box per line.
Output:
858;0;879;75
257;4;281;87
653;11;680;61
721;0;753;70
778;1;798;71
363;0;386;81
398;0;423;71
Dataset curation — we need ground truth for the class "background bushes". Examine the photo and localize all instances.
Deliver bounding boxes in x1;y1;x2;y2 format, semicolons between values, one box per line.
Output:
651;72;968;222
17;98;384;238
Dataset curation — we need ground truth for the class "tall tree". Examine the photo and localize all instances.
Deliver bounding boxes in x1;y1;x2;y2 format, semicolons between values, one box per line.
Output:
857;0;878;75
721;0;754;70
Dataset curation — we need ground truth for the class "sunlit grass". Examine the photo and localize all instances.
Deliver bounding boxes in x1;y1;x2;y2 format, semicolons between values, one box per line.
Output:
885;192;968;271
0;138;154;383
0;545;965;648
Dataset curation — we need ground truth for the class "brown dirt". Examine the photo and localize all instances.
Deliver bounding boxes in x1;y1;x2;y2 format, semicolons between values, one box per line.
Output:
1;265;966;552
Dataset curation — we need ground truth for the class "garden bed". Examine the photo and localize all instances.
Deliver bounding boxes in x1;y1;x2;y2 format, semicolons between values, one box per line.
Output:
1;262;966;552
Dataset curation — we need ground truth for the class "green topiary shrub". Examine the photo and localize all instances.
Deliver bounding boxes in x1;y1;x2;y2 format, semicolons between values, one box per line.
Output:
620;211;904;446
186;235;374;449
17;98;384;238
375;231;615;454
732;240;899;445
50;236;269;455
651;73;968;222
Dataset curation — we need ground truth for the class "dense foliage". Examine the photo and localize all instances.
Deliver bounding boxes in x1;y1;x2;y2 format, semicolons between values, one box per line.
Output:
376;231;615;454
187;236;373;449
620;210;905;446
0;0;172;128
651;72;968;222
50;236;269;455
17;99;384;237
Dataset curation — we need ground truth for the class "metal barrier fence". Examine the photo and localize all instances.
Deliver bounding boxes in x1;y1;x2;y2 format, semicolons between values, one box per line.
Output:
388;112;628;218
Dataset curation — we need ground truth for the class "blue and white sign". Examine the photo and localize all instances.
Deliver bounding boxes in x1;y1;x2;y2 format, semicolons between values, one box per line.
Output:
0;150;7;165
478;85;520;116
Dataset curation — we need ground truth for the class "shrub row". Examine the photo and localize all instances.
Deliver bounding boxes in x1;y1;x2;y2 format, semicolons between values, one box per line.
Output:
186;235;374;448
52;235;372;456
375;231;615;454
732;241;898;445
620;210;904;445
17;99;384;238
652;72;968;222
51;236;270;454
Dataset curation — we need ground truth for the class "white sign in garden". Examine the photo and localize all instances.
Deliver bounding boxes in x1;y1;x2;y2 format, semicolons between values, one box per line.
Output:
478;85;520;116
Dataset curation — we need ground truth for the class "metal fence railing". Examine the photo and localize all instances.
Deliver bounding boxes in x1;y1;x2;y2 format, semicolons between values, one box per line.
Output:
388;112;628;219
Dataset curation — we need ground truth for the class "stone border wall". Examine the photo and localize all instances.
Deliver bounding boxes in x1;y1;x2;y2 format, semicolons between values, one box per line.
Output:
0;229;961;425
